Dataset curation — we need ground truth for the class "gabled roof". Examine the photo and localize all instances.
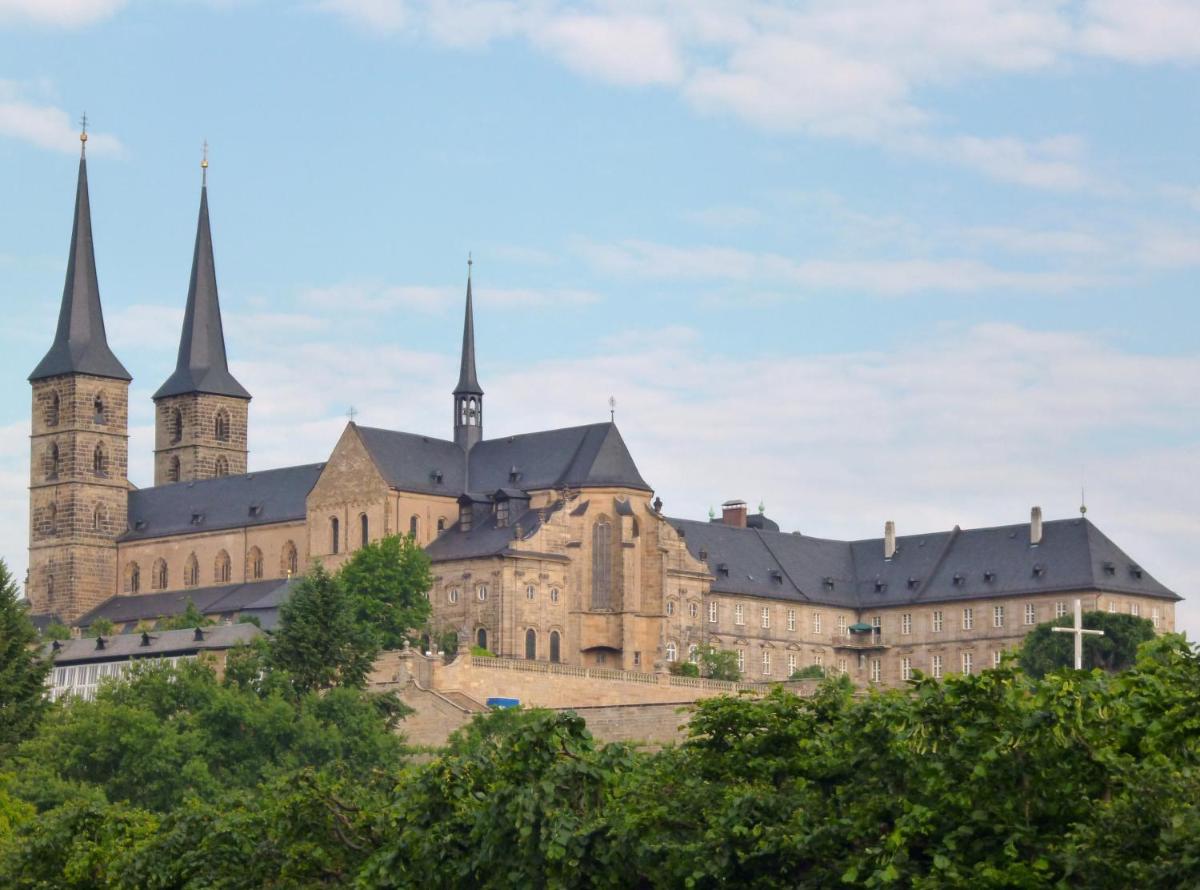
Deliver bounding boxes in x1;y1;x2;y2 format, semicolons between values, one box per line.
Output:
74;578;296;631
425;503;563;562
47;623;264;663
669;516;1179;608
154;183;250;400
29;156;131;383
470;423;651;492
355;426;465;495
122;464;323;541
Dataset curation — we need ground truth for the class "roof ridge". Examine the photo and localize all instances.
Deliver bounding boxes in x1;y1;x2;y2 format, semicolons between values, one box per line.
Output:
912;525;961;602
753;527;811;602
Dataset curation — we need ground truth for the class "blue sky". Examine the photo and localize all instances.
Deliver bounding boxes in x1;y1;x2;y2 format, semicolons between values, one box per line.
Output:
1;0;1198;634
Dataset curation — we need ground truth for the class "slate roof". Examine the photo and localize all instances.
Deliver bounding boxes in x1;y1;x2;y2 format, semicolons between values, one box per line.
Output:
425;503;564;562
121;464;323;541
47;623;263;664
29;156;131;383
75;578;297;631
669;516;1179;609
355;421;651;495
454;273;482;396
154;183;250;400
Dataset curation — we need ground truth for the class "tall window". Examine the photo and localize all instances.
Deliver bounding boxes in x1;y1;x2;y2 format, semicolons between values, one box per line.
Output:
932;654;943;679
689;601;698;619
932;610;944;632
901;656;912;681
527;584;536;601
787;609;796;631
125;561;140;594
170;408;183;444
437;517;446;532
1024;603;1037;625
708;601;718;623
1130;603;1140;617
813;612;823;634
495;500;509;527
215;550;232;583
525;629;537;660
734;604;745;626
47;443;60;480
153;558;168;590
476;628;488;651
248;547;264;580
184;554;199;587
962;652;973;675
214;410;230;442
761;607;770;629
870;659;881;683
837;614;847;635
92;503;106;532
666;600;675;616
330;517;340;554
591;519;612;609
409;515;419;539
993;650;1003;668
549;631;561;663
459;503;472;532
360;513;369;548
168;455;181;483
550;587;560;604
45;503;57;537
762;650;771;675
213;456;230;477
901;613;912;635
736;649;745;673
448;588;459;604
961;608;974;630
282;541;298;576
477;584;488;601
993;605;1005;628
93;395;106;424
46;392;60;427
838;657;848;676
93;444;107;477
788;653;797;675
1055;601;1067;618
666;641;677;662
1152;607;1161;629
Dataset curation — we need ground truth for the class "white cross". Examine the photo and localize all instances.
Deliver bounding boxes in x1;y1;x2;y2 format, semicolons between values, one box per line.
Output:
1051;597;1104;669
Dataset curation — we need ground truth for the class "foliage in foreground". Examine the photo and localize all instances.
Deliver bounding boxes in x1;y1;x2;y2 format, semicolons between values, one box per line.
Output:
1018;609;1156;677
2;633;1198;888
0;562;49;760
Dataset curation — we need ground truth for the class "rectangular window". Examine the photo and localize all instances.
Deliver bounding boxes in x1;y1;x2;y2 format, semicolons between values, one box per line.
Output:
1055;601;1067;618
813;653;823;668
788;653;797;675
1108;601;1117;613
932;611;943;633
787;609;796;632
837;615;847;635
962;608;974;631
762;651;771;675
838;657;848;676
813;612;823;634
1130;603;1140;617
1152;607;1161;629
901;613;912;635
962;652;973;675
761;607;770;629
737;649;745;672
735;604;745;626
901;656;912;681
993;650;1003;668
1024;603;1036;625
993;605;1005;628
709;601;718;624
932;655;943;679
870;659;881;683
633;651;641;666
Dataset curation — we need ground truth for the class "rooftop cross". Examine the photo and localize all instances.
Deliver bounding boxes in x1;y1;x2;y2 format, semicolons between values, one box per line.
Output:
1051;597;1104;669
347;405;358;423
79;112;88;156
201;139;208;186
609;395;616;422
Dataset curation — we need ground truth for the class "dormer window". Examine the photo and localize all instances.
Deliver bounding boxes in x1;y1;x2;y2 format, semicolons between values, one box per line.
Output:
509;466;521;484
1032;563;1046;578
459;503;472;532
496;499;510;528
823;576;835;591
190;512;204;526
952;573;965;586
1130;564;1143;580
769;569;783;583
983;570;996;583
874;579;887;593
430;469;443;484
907;576;920;589
717;562;730;577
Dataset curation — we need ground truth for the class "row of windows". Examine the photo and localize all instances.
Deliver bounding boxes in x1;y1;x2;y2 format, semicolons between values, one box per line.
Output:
166;407;233;444
48;655;194;701
523;627;563;662
44;442;114;480
714;603;836;635
163;454;232;483
328;513;445;555
122;543;300;593
43;392;113;428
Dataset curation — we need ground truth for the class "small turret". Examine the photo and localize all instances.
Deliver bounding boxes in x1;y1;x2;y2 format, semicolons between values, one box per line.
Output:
453;256;483;451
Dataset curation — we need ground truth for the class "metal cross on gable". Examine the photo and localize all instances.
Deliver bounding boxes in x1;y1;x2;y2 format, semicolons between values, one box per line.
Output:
1052;597;1105;669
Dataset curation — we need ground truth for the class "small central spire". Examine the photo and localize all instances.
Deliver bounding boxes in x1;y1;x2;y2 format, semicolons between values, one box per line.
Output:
453;255;483;450
79;112;88;158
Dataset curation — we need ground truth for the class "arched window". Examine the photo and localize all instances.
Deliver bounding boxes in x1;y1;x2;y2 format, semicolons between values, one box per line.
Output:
282;541;298;577
167;456;181;483
93;394;106;424
170;408;183;444
409;515;419;539
525;628;537;660
330;517;340;554
666;641;677;662
248;547;264;580
360;513;369;548
550;587;560;604
549;631;561;663
46;573;54;599
477;583;488;601
92;502;106;532
214;410;230;442
213;456;230;478
45;392;60;427
476;628;488;651
125;561;140;594
153;558;168;590
215;550;232;583
437;517;446;532
526;584;535;600
46;503;57;537
92;443;107;477
184;553;199;587
591;519;612;610
448;587;459;603
47;443;60;480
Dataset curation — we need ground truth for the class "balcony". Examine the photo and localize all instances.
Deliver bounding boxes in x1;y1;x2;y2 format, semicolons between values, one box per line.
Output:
831;631;888;650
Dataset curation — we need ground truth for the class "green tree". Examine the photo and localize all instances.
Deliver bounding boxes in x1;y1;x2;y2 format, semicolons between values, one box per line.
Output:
1018;610;1157;677
789;664;825;680
338;534;432;649
271;564;378;694
158;599;214;631
40;622;71;642
0;561;50;758
86;616;115;638
696;644;740;681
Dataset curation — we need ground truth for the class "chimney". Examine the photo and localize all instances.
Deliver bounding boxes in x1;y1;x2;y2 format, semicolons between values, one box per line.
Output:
884;521;896;560
721;499;747;528
1030;506;1043;546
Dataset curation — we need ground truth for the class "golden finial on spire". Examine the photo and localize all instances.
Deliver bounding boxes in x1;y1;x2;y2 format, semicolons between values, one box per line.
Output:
201;139;208;186
467;251;473;279
79;112;88;156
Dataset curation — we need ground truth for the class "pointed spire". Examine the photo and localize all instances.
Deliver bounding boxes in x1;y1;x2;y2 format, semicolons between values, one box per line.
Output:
154;151;250;401
453;254;482;396
29;140;131;382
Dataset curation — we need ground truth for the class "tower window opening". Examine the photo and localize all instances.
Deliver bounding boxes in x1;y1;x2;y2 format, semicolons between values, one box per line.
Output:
46;392;60;427
213;456;230;477
47;443;60;480
360;513;369;548
170;408;183;444
92;444;107;477
330;517;340;554
93;395;106;424
167;455;180;483
214;410;230;442
153;558;168;590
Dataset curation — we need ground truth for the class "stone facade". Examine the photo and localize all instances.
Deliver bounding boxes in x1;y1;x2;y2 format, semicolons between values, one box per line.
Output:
154;392;248;484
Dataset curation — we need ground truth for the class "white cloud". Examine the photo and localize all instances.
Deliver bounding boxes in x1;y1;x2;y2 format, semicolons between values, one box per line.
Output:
300;282;452;312
534;13;685;86
315;0;407;33
0;82;124;155
1080;0;1200;63
0;0;125;27
964;226;1108;256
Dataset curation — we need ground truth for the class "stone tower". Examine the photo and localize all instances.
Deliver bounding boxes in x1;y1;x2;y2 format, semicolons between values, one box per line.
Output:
152;161;250;485
27;137;132;621
453;260;483;451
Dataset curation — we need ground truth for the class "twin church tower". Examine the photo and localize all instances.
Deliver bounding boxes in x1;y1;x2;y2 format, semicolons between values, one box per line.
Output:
26;130;483;618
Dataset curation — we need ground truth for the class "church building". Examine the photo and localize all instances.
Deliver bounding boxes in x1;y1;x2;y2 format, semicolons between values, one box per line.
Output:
25;138;1182;688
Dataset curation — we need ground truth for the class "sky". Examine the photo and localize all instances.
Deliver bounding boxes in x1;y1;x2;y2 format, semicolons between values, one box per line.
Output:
1;0;1197;635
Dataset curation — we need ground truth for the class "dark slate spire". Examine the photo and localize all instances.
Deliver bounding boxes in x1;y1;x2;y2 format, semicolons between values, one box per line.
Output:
453;257;483;397
154;160;250;401
29;136;131;383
